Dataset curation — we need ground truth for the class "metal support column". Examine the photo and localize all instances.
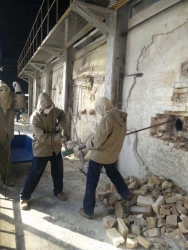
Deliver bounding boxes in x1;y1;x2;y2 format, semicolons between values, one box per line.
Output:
62;46;73;138
34;71;40;109
105;3;131;108
45;64;52;96
28;76;33;116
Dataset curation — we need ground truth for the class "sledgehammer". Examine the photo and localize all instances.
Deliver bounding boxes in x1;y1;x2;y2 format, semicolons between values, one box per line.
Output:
78;119;175;150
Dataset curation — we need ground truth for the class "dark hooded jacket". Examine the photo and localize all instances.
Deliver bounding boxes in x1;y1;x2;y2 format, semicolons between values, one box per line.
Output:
86;97;127;164
30;92;66;157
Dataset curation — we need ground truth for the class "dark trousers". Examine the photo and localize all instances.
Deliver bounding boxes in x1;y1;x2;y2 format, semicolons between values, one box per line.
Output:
15;110;20;122
83;159;131;216
20;152;63;200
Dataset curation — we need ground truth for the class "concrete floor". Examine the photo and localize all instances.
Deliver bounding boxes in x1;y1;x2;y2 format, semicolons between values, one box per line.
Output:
0;119;175;250
0;157;130;250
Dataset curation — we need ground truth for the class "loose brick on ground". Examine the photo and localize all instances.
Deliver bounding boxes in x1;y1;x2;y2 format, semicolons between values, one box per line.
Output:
116;218;129;238
147;217;156;229
102;216;116;229
106;228;125;247
152;196;165;214
148;228;160;237
137;196;154;207
130;206;153;217
126;234;138;249
166;215;177;229
176;204;187;215
137;235;152;249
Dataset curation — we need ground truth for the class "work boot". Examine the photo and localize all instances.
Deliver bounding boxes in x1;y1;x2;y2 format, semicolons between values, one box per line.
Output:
2;176;15;187
20;200;29;210
126;194;134;201
78;208;93;220
56;192;68;201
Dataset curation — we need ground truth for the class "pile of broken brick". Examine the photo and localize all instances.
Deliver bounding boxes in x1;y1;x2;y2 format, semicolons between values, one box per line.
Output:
97;174;188;249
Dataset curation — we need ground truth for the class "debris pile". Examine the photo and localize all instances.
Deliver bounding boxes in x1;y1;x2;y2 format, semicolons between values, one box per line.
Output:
97;174;188;249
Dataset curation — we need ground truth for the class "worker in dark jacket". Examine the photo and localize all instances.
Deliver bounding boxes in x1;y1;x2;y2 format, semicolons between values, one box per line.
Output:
20;92;67;210
79;97;132;219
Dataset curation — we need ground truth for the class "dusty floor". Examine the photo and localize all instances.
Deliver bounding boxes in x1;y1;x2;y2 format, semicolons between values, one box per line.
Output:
0;118;176;250
0;119;125;250
1;157;129;250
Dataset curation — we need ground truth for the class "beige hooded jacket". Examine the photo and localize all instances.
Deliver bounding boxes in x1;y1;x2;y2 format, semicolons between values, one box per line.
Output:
30;92;66;157
87;97;127;164
0;82;25;142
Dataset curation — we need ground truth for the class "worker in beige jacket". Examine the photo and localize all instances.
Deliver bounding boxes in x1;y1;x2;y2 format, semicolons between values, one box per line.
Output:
0;80;25;186
20;92;67;210
79;97;132;219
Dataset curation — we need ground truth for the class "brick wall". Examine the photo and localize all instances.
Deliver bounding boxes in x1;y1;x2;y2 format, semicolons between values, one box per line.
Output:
119;1;188;191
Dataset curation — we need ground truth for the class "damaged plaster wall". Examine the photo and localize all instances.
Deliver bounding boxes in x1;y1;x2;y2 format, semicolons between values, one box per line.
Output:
51;62;64;109
72;43;107;142
30;61;64;111
73;43;106;79
119;1;188;190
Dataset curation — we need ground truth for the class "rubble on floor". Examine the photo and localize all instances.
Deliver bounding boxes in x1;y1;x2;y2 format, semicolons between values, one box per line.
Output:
97;174;188;249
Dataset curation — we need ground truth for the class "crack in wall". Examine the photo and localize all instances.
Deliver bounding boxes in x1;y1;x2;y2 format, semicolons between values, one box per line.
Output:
125;21;188;177
126;76;136;104
133;133;149;177
126;21;188;110
137;20;188;71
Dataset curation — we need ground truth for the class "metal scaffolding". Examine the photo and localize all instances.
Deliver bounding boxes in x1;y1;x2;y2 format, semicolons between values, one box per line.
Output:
17;0;129;80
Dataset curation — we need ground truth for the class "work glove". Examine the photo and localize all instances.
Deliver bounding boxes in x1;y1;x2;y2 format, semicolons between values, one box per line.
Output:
55;123;63;133
61;136;67;143
12;81;22;93
53;134;62;144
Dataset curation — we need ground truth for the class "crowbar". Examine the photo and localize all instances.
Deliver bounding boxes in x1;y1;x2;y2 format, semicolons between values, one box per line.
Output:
79;119;175;150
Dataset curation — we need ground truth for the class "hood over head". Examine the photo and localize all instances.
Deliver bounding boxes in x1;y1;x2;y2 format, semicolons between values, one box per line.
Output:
108;108;127;126
0;81;12;109
13;81;18;86
12;81;22;93
37;92;54;113
0;82;10;92
95;97;113;116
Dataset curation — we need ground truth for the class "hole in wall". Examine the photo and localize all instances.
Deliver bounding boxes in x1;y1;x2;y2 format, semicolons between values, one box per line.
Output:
150;114;188;151
175;119;183;131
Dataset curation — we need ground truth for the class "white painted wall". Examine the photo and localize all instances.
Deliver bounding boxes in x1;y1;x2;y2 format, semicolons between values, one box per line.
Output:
119;1;188;190
72;43;107;142
40;75;45;93
72;76;105;142
51;62;64;109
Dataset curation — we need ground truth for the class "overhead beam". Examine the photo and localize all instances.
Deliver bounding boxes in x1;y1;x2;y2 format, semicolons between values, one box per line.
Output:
41;47;64;62
42;45;63;52
74;0;115;14
73;28;99;48
63;23;94;50
24;72;36;79
112;0;130;10
19;76;29;82
31;61;46;66
29;63;46;74
24;70;34;73
70;5;109;36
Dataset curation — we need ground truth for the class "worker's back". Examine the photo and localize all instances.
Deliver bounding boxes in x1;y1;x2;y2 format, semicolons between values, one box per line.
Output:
90;107;127;164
